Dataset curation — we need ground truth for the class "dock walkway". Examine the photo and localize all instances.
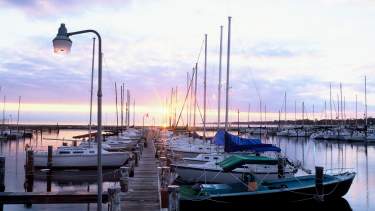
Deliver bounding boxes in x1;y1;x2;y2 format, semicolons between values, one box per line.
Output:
120;132;160;211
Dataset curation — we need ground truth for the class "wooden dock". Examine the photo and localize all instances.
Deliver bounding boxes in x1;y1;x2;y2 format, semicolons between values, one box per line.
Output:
120;132;160;211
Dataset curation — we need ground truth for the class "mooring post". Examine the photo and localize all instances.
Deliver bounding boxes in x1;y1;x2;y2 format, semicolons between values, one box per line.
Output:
134;151;140;167
72;140;77;147
168;185;180;211
0;157;4;211
119;166;129;192
108;187;121;211
0;157;4;192
315;166;324;201
160;156;167;167
47;146;53;169
25;150;34;208
127;159;135;177
144;137;148;148
277;158;285;178
25;150;34;177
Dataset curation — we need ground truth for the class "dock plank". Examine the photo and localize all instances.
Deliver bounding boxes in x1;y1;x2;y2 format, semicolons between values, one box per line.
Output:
120;131;160;211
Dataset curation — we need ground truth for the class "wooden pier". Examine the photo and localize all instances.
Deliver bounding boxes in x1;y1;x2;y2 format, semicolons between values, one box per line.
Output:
120;132;160;211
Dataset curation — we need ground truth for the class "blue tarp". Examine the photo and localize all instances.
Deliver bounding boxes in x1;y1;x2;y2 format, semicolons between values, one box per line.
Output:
213;129;281;153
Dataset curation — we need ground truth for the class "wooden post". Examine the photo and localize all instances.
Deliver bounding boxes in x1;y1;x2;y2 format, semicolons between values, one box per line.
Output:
144;138;148;148
134;151;140;167
72;140;77;147
119;166;129;192
277;158;285;178
0;157;4;192
47;146;53;169
108;187;121;211
168;185;180;211
0;157;4;211
315;166;324;201
160;156;167;167
25;150;34;208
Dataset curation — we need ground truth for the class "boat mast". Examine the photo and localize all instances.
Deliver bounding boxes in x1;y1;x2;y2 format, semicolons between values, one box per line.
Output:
193;64;198;130
224;16;232;131
340;83;343;126
355;94;358;127
170;88;173;127
189;68;194;128
302;101;305;128
294;100;297;127
218;26;223;130
330;83;332;126
203;34;207;140
365;76;367;140
186;72;189;128
120;84;124;131
284;91;287;125
237;109;240;135
247;103;250;128
127;89;130;127
89;37;95;143
115;82;119;131
16;96;21;132
133;99;135;127
175;86;178;127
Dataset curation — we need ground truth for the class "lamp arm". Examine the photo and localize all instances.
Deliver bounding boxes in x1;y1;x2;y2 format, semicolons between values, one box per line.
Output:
68;29;103;211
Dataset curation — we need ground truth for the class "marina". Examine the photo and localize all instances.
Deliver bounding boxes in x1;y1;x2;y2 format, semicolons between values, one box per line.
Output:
1;1;375;210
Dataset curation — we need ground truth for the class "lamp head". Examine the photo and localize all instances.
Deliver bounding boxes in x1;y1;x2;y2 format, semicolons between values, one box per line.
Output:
53;23;72;54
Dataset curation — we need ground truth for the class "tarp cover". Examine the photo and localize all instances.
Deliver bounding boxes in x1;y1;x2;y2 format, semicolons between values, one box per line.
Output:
218;154;278;172
213;129;281;153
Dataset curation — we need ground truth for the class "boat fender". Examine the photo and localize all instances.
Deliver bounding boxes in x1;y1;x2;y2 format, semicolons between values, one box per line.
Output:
247;174;257;191
191;183;202;192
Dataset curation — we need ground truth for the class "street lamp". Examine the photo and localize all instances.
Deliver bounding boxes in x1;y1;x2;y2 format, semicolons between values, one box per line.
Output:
52;23;104;211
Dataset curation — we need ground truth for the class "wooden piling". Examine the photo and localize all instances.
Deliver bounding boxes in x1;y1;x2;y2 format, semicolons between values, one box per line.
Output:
168;185;180;211
277;158;285;178
47;146;53;169
0;156;5;211
119;166;129;192
108;187;121;211
0;157;4;192
315;166;324;201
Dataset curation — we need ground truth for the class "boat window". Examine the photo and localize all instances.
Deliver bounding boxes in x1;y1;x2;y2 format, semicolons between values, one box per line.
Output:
59;151;70;154
199;147;203;150
89;151;95;153
213;157;218;160
204;157;209;159
73;151;84;154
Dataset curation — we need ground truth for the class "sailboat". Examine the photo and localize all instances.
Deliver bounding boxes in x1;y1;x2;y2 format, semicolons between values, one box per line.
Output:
179;171;355;208
33;146;129;169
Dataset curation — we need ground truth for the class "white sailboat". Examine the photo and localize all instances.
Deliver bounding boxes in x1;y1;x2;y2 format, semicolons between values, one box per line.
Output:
34;146;129;168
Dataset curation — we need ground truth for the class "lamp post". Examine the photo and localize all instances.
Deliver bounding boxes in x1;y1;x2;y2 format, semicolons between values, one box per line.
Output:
52;23;104;211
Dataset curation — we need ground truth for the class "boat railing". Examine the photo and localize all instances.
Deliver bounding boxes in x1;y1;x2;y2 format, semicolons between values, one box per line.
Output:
323;168;355;175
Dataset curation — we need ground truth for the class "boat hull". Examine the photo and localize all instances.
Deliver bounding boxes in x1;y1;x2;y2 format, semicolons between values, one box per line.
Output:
180;173;355;208
33;152;129;169
173;165;294;183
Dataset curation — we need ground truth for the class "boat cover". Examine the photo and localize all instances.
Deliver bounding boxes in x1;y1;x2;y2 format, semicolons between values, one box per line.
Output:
213;129;281;153
218;154;279;172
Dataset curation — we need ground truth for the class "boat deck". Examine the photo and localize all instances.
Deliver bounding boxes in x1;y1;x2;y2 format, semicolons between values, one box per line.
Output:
120;132;160;211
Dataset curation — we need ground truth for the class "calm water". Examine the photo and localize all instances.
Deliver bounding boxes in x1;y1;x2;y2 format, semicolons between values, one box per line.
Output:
263;135;374;211
0;129;117;211
1;129;374;210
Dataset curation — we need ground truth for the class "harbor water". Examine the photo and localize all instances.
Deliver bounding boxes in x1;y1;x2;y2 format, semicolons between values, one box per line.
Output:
0;129;374;210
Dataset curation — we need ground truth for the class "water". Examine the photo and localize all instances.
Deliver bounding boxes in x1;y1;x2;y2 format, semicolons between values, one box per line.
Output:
263;135;374;211
0;129;117;211
1;129;374;210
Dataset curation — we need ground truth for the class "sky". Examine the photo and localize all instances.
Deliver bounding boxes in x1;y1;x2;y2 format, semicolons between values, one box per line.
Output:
1;0;375;125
